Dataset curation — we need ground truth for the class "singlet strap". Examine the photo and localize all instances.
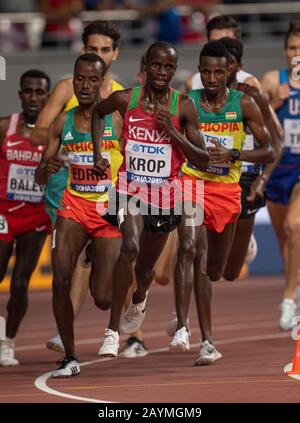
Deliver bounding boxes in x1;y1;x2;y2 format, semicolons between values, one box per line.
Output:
6;113;19;136
127;86;141;111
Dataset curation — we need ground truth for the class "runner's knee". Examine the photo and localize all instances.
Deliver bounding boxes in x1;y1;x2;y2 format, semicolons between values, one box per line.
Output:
120;235;138;263
179;237;197;263
10;276;30;294
93;295;111;311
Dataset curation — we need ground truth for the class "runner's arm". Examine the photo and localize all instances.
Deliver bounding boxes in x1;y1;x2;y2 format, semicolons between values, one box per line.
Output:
240;94;275;163
30;78;73;146
157;95;209;171
0;117;9;149
92;90;129;175
35;113;66;185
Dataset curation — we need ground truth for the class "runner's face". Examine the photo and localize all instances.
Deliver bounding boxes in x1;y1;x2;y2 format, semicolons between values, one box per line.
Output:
209;28;236;41
73;61;103;105
285;34;300;71
85;34;119;70
146;50;177;91
199;56;228;95
19;78;49;118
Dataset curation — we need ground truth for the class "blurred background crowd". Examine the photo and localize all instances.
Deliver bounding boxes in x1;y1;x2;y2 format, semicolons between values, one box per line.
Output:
0;0;300;51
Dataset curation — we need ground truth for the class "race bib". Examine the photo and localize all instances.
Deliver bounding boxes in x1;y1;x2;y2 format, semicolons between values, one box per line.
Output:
0;215;8;234
284;119;300;154
69;151;112;193
203;132;233;176
125;140;172;184
7;164;44;203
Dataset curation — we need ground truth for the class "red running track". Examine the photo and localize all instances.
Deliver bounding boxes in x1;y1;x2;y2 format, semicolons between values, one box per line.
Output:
0;276;299;403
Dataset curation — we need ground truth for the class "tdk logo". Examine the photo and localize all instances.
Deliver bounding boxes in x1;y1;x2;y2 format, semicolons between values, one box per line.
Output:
132;144;165;155
204;134;227;146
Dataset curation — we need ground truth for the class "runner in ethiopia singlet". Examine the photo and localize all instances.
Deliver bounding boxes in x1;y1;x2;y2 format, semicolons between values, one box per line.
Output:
182;88;246;233
0;113;50;240
117;86;185;210
266;69;300;204
57;106;122;237
45;80;124;224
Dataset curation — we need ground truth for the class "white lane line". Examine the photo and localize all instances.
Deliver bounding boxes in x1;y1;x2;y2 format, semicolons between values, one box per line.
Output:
34;331;292;403
17;321;279;352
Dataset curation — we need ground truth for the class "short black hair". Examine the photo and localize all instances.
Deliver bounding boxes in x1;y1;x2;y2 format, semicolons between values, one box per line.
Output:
145;42;178;64
200;41;229;65
207;15;241;41
74;53;107;77
285;21;300;48
82;20;121;50
20;69;51;91
219;37;243;64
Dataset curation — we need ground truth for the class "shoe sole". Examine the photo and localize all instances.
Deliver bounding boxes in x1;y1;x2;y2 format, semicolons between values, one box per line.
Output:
46;341;65;355
169;342;190;353
51;371;80;378
195;354;222;366
0;361;19;367
98;352;118;358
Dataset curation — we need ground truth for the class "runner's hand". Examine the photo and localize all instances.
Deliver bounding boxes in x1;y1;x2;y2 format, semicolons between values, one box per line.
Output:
93;157;110;180
271;83;290;110
46;158;63;175
247;175;266;202
157;110;175;135
207;139;230;163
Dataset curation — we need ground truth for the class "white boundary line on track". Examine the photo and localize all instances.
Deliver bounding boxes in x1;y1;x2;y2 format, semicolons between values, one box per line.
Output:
34;331;292;403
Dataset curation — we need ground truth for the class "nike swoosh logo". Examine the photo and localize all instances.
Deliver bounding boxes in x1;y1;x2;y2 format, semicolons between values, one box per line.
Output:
7;141;24;147
129;116;145;123
35;225;47;232
156;220;166;227
247;208;259;215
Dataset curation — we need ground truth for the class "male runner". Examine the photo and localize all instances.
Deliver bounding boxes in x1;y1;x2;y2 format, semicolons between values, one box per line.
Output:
92;42;209;358
261;22;300;330
31;21;124;354
36;54;122;377
0;70;51;366
170;41;274;359
186;15;260;92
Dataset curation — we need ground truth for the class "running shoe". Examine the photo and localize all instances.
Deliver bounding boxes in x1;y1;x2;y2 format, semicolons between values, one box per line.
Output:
46;334;65;354
166;312;190;337
121;293;148;334
0;338;19;367
98;328;119;357
169;327;190;352
51;356;80;378
119;336;148;358
279;298;296;330
194;340;222;366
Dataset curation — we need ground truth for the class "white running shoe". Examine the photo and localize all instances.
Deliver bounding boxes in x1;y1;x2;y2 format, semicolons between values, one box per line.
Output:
279;298;296;330
169;327;190;352
166;312;190;337
119;336;148;359
0;338;19;367
121;293;148;334
98;328;119;357
46;334;65;355
244;234;258;265
195;340;222;366
51;356;80;378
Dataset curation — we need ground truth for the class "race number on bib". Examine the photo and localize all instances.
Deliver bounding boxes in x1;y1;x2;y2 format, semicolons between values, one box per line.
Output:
0;215;8;234
69;151;112;193
7;164;44;203
203;132;234;176
284;119;300;154
125;140;172;184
